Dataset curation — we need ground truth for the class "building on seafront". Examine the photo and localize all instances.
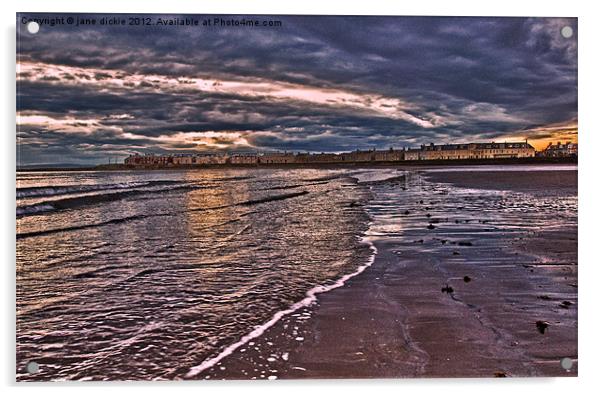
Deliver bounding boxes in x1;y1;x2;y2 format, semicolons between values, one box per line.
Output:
539;141;578;157
405;141;535;160
123;141;537;167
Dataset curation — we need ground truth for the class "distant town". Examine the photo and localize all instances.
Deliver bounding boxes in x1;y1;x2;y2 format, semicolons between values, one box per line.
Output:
123;141;577;167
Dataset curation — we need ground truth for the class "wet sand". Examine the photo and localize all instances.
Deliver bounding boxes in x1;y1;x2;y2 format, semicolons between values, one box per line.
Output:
425;170;577;196
195;169;577;379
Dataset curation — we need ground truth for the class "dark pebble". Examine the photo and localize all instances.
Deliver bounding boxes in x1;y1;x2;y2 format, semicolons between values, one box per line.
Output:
441;284;454;294
536;320;549;334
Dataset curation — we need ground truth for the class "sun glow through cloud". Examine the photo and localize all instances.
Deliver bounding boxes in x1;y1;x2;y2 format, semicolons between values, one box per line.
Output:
17;61;439;128
501;119;578;151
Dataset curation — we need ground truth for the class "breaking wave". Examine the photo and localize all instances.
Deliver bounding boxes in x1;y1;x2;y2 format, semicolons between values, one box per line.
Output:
17;190;311;238
17;180;182;199
16;184;201;218
186;232;377;378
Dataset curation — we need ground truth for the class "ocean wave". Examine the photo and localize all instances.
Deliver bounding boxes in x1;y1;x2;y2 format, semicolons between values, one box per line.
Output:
15;203;55;216
17;190;310;238
352;170;405;184
302;174;346;182
16;170;375;381
16;214;152;239
185;228;377;378
260;180;330;191
16;180;182;199
186;190;311;213
211;176;255;182
16;184;200;218
238;190;309;206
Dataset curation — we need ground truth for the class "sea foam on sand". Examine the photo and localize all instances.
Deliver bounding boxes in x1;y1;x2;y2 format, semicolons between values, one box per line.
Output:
185;232;377;378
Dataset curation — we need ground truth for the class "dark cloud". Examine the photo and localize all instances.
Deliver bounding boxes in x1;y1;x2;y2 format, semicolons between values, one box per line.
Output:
16;14;577;165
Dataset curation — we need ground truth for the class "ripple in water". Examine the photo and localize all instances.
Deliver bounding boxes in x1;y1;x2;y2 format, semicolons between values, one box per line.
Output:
16;168;374;381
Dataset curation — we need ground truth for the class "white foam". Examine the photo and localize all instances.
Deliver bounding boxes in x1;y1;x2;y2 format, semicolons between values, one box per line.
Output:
351;169;402;184
185;231;377;378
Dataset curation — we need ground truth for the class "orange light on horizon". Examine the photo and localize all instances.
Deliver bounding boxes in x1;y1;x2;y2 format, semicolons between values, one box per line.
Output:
528;135;578;151
502;120;578;151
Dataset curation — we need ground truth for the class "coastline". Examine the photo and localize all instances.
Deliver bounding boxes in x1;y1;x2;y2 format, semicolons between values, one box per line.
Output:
191;168;577;379
184;234;378;379
17;157;577;173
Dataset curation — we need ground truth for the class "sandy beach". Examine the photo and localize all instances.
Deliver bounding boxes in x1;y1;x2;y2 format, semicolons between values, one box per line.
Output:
197;168;577;380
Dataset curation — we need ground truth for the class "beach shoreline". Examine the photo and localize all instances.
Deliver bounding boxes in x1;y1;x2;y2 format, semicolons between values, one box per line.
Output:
17;157;577;173
194;168;577;380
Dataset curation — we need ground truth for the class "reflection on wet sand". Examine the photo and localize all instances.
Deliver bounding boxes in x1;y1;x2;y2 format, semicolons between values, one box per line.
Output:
201;167;577;379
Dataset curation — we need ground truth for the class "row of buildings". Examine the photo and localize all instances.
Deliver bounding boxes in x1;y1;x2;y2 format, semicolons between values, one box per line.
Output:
540;141;578;157
123;140;569;167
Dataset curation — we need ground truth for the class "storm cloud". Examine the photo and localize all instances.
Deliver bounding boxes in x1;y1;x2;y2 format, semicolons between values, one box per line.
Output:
16;14;577;165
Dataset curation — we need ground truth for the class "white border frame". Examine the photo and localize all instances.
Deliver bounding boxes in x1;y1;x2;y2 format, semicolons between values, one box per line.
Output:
3;1;600;394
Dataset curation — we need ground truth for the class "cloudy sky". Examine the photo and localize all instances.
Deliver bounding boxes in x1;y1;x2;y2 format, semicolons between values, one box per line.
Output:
17;14;577;165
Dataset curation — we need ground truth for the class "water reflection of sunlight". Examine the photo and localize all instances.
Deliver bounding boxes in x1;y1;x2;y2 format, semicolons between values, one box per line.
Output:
17;168;377;381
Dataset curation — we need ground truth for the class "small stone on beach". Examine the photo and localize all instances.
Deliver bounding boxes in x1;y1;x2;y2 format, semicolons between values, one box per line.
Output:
536;320;550;334
463;276;471;283
441;284;454;294
427;224;436;230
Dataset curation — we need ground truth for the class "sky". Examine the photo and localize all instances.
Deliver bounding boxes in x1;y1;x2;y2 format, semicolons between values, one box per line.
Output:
17;14;578;165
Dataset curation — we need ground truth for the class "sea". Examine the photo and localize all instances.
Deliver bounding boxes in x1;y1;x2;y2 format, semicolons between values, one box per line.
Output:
16;168;377;380
16;165;577;381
